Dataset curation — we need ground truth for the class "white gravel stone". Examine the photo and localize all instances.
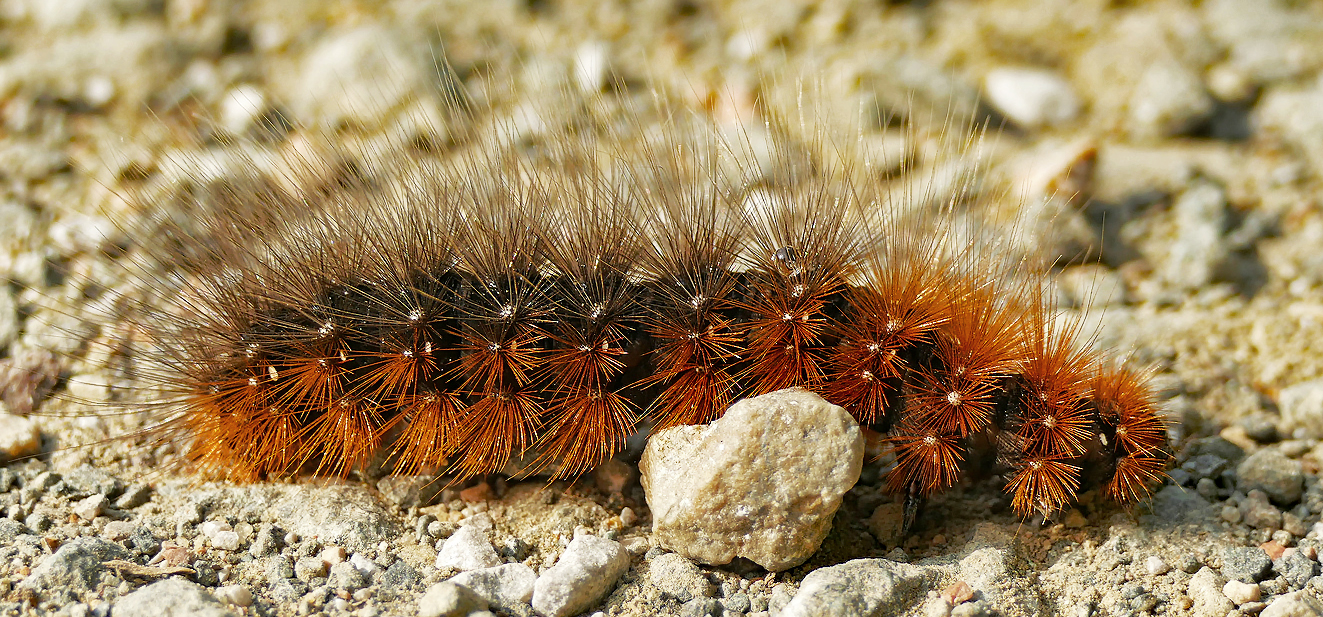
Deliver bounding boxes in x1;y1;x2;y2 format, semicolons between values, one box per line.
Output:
0;413;40;460
219;84;269;135
983;67;1079;128
1146;555;1171;576
1223;580;1261;605
1256;82;1323;171
779;559;933;617
215;585;253;607
212;531;241;551
436;525;502;571
114;579;237;617
1128;59;1215;138
419;581;488;617
102;521;135;541
330;561;368;590
449;563;537;615
1189;567;1235;617
1164;181;1229;291
200;521;231;538
532;535;631;617
287;26;426;128
320;545;346;566
640;388;863;571
72;494;105;521
1278;379;1323;440
350;553;380;577
1261;591;1323;617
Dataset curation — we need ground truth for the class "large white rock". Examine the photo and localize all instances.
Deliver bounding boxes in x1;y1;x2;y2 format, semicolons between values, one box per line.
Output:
779;559;934;617
418;581;488;617
1261;591;1323;617
449;563;537;615
113;579;237;617
531;534;630;617
640;388;864;571
435;525;502;571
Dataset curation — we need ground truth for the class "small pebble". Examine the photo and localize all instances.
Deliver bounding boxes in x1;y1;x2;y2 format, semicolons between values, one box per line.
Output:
1238;450;1305;506
983;66;1079;128
0;414;41;460
73;495;106;521
294;556;328;582
418;581;488;617
1147;556;1171;576
1177;554;1203;574
216;584;254;606
1224;505;1245;524
1274;551;1320;589
212;531;241;551
1262;541;1287;561
320;545;347;566
330;561;368;590
1190;567;1235;616
1273;530;1296;547
942;581;975;605
1132;594;1159;612
722;593;752;614
681;598;720;617
1283;513;1309;538
102;521;135;541
1223;547;1274;583
1224;580;1262;605
640;389;863;571
113;579;230;617
925;598;954;617
200;521;231;538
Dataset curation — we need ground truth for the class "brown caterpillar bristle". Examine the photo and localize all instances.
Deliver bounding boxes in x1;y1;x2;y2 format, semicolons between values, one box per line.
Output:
528;153;644;478
885;428;965;497
1006;456;1082;519
823;229;952;429
633;131;746;430
907;282;1023;440
1092;364;1171;505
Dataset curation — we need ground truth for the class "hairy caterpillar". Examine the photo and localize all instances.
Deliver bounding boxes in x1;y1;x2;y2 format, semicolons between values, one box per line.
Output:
24;76;1169;530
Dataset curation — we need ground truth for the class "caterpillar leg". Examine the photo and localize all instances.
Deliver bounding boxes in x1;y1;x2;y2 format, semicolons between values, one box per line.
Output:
902;485;925;536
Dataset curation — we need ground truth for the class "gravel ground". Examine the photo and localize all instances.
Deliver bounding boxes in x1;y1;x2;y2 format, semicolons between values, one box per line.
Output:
2;1;1323;616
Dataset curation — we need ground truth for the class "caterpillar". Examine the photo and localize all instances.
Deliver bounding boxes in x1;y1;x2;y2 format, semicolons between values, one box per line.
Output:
25;76;1169;530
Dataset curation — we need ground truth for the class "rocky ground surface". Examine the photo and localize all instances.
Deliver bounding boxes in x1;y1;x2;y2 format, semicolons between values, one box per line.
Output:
2;0;1323;616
